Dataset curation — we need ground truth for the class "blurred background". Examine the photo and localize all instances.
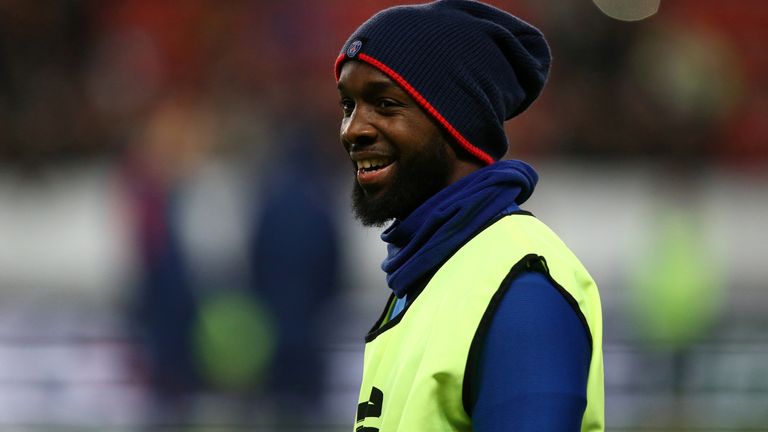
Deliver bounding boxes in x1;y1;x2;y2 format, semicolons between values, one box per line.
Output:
0;0;766;430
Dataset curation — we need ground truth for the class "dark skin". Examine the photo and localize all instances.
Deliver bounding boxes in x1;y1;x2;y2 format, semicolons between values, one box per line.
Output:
337;61;482;225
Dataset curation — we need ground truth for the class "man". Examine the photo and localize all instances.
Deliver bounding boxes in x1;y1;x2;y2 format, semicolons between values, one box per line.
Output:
334;1;604;430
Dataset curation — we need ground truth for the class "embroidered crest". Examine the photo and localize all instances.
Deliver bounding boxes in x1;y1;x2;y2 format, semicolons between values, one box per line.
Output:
347;39;363;58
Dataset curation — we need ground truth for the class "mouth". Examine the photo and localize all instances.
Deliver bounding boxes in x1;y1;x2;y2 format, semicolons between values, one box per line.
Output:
354;156;396;189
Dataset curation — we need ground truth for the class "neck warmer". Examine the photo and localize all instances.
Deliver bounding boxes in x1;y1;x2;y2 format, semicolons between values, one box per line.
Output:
381;159;538;298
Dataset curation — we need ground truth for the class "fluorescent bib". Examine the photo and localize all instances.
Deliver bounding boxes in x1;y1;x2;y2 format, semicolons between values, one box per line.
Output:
355;214;604;431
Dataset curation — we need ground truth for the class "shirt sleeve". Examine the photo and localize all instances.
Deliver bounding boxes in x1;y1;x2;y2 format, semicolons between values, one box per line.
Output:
470;271;591;432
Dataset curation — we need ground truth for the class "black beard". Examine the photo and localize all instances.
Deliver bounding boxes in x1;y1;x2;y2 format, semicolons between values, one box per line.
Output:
351;141;452;227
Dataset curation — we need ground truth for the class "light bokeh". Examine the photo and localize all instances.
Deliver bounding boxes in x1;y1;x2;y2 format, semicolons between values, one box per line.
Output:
0;0;766;430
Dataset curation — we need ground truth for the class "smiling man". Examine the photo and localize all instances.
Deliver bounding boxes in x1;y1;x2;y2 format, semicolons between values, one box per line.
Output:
334;1;604;431
339;61;479;226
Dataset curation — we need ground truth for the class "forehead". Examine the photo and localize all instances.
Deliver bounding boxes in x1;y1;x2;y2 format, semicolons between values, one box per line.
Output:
337;61;403;94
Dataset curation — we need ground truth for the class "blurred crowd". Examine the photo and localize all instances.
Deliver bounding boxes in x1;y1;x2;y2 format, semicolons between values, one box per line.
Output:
1;0;766;170
0;0;767;430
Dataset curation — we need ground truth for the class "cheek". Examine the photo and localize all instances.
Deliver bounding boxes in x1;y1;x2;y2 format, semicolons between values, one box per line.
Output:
415;125;450;156
392;120;435;150
339;120;350;148
410;114;445;146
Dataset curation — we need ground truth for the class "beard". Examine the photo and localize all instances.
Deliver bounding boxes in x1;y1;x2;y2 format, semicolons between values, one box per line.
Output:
352;140;452;227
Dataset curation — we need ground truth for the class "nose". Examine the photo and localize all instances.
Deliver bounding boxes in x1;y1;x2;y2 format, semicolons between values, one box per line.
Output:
340;106;377;151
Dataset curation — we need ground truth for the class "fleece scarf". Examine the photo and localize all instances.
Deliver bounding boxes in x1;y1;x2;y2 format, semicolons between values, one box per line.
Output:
381;160;538;297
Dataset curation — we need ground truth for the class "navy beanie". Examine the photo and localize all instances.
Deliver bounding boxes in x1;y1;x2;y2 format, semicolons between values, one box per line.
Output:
335;0;551;164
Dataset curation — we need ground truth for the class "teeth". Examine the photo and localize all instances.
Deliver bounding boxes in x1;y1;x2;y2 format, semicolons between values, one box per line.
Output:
356;158;390;171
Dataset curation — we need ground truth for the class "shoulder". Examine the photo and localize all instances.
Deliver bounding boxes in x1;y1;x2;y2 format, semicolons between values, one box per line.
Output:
492;270;592;349
467;271;591;429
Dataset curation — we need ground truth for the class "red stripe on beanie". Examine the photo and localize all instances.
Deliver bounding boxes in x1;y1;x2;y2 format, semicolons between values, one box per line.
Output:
334;53;346;80
335;53;495;166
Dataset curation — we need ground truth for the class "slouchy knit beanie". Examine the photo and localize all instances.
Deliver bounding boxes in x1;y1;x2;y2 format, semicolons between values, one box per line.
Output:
334;0;551;165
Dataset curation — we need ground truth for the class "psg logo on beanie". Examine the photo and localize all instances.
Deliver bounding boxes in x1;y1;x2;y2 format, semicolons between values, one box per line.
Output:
347;39;363;58
334;0;551;165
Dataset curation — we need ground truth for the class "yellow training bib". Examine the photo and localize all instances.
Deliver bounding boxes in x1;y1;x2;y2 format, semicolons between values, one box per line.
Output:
355;214;604;431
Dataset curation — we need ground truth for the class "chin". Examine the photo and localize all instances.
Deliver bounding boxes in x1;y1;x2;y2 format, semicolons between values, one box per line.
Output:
351;140;454;227
351;182;398;227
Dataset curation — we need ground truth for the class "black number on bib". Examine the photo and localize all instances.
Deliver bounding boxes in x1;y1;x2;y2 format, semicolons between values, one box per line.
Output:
356;386;384;431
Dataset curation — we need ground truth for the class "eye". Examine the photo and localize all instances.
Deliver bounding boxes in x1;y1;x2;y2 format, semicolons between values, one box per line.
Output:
340;98;354;117
377;99;399;110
